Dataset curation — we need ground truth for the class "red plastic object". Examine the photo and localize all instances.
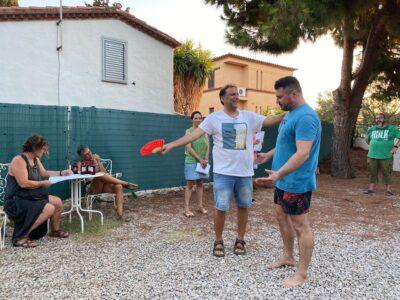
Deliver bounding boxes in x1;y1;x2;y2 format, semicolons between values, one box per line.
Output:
140;139;165;156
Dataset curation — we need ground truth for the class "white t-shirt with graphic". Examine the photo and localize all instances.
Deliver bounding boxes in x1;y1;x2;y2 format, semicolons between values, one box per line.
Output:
199;110;266;177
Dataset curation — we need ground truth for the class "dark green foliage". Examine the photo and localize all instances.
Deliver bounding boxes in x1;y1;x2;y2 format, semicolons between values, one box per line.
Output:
205;0;400;104
85;0;130;13
0;0;18;6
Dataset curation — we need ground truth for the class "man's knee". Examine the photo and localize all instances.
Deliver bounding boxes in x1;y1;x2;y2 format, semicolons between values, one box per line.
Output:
214;208;226;217
290;215;311;235
115;184;123;191
275;204;289;220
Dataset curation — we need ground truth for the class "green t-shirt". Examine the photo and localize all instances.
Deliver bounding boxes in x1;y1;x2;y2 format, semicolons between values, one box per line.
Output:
184;127;208;164
366;125;400;159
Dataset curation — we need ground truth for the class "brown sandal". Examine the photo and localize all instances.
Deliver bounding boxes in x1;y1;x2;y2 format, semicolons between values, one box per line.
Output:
125;183;138;190
49;230;70;238
14;237;38;248
213;241;225;257
198;207;208;214
184;211;194;217
233;238;246;255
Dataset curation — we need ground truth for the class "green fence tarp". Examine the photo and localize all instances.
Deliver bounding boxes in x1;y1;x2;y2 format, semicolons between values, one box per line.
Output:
0;103;69;199
0;103;333;200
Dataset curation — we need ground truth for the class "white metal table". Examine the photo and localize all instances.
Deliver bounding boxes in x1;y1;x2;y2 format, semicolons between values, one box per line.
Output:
60;173;104;233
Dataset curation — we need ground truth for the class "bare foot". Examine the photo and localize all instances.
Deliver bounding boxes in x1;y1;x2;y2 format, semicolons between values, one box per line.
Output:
282;273;308;288
267;256;296;269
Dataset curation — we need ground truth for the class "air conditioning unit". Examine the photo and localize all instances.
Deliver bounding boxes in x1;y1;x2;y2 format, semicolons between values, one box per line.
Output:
238;87;246;97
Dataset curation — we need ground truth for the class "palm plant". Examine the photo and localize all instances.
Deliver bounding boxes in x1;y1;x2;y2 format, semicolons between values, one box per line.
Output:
173;40;213;115
0;0;18;6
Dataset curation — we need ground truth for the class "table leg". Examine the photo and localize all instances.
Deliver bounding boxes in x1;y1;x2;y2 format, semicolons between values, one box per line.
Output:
75;181;85;233
61;182;75;224
61;179;104;233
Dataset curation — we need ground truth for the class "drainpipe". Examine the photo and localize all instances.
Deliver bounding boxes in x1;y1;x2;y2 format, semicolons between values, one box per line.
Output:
56;1;63;106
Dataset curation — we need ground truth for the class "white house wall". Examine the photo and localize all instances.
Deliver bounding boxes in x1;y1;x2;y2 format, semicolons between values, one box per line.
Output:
0;19;174;114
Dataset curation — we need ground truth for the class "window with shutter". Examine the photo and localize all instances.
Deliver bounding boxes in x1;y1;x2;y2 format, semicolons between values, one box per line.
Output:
102;38;127;84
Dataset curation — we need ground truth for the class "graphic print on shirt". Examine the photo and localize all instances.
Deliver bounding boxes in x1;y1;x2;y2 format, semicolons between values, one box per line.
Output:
222;122;247;150
371;130;389;140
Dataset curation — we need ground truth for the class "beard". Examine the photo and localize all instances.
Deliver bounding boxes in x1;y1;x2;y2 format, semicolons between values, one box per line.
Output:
278;103;291;111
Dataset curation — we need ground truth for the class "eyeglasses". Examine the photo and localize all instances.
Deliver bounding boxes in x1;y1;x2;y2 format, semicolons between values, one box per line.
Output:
82;150;92;157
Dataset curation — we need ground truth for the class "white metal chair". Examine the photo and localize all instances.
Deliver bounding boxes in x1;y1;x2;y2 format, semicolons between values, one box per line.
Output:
85;159;122;220
0;163;53;248
0;163;10;249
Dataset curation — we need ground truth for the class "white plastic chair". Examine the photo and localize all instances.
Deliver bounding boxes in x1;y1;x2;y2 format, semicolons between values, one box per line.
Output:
0;163;10;249
85;159;122;220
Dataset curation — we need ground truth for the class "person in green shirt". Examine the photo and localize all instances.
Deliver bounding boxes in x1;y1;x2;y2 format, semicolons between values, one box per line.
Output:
183;111;210;217
365;113;400;196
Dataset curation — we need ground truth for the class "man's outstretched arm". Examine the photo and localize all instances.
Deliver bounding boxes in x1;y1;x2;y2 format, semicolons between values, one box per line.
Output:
263;113;285;127
161;127;206;154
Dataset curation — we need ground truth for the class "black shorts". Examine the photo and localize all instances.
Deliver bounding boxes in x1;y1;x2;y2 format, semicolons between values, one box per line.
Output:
274;187;312;215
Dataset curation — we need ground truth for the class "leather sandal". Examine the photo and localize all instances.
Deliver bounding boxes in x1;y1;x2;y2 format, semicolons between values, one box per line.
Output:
364;189;374;195
184;211;194;217
213;241;225;257
198;207;208;214
49;230;70;238
125;183;138;190
233;238;246;255
14;237;37;248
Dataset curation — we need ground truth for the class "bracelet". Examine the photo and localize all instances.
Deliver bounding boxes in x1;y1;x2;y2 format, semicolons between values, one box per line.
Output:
394;146;399;149
59;170;62;176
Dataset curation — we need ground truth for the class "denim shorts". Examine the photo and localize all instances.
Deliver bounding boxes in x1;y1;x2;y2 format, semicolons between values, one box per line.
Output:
213;173;253;211
184;163;209;181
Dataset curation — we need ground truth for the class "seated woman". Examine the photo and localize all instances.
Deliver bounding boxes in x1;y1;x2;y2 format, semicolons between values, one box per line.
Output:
4;135;71;248
76;145;138;221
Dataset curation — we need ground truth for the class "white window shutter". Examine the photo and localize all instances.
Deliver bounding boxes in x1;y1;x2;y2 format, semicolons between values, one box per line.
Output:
102;38;127;83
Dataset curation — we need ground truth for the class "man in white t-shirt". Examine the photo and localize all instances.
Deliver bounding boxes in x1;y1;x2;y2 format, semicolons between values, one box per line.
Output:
162;84;284;257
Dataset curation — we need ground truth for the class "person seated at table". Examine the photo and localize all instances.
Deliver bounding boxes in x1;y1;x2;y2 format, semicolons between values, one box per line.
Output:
76;145;138;220
4;135;71;248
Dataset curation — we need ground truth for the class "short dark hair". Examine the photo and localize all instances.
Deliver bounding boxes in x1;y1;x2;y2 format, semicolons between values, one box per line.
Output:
274;76;302;94
22;135;49;153
190;111;202;119
219;84;237;105
77;145;90;156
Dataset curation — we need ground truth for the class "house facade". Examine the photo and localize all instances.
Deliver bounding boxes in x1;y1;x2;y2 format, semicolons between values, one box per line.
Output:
0;7;180;114
199;53;296;116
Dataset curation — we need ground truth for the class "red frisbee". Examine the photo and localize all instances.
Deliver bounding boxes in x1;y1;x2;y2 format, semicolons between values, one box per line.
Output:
140;139;165;156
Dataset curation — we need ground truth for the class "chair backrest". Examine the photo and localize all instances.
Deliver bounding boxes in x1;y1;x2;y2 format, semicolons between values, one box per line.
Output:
100;158;112;175
0;163;10;206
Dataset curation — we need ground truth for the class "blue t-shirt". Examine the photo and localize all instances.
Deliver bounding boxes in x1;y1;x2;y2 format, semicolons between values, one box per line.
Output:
272;104;321;193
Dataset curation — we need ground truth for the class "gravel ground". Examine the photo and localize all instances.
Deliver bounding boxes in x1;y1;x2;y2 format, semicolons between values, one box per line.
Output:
1;184;400;299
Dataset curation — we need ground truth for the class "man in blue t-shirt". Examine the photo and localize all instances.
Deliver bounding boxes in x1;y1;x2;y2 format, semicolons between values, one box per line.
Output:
255;76;321;288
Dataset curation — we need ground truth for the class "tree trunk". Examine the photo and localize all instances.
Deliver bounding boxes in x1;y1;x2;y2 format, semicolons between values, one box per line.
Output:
331;90;361;178
331;28;356;178
331;15;385;178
